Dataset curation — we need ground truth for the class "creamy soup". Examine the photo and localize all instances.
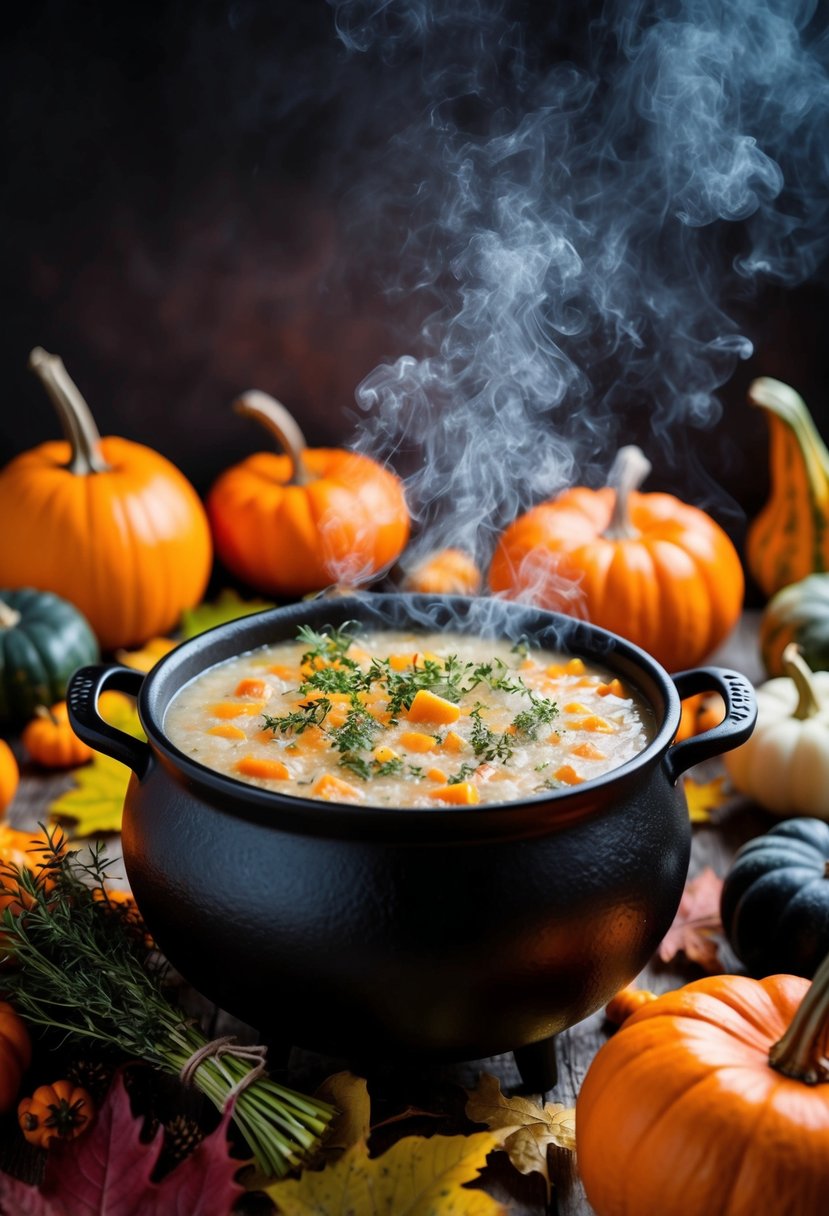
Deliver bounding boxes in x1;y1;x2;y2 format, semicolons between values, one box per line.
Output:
164;624;655;807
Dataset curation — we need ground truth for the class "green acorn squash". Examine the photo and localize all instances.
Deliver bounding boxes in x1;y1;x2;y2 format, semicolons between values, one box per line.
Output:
0;589;99;726
760;573;829;677
721;817;829;978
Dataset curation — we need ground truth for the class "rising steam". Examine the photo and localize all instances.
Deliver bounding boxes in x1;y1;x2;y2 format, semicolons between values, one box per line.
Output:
326;0;829;575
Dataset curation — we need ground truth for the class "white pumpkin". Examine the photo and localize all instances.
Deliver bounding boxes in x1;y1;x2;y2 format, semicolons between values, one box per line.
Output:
725;644;829;818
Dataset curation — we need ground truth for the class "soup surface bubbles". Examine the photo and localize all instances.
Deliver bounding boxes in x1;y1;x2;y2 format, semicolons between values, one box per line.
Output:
164;624;655;807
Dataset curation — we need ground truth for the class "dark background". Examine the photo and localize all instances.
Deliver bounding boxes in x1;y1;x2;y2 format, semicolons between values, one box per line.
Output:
1;0;827;592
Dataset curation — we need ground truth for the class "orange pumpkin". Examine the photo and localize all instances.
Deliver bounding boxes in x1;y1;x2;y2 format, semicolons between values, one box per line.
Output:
22;703;93;769
0;824;64;919
603;985;657;1026
577;957;829;1215
207;392;410;596
0;1002;32;1114
0;349;212;650
489;446;744;671
0;740;19;813
18;1080;94;1147
401;548;482;596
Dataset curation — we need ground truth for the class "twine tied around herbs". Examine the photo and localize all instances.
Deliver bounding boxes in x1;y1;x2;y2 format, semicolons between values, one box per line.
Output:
179;1035;269;1104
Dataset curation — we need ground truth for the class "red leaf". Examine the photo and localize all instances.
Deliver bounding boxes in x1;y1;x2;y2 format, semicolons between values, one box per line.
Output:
657;866;725;974
0;1074;245;1216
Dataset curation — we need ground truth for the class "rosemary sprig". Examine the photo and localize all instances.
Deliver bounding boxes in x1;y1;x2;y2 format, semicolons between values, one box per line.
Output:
262;697;333;735
0;830;333;1177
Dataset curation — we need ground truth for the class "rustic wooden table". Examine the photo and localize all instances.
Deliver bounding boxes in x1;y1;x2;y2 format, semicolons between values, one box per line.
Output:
5;612;771;1215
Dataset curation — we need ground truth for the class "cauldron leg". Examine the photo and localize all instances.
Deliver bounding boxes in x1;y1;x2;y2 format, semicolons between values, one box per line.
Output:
513;1035;559;1092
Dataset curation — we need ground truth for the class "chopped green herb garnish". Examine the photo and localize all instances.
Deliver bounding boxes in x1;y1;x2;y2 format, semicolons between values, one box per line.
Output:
262;698;332;735
511;635;533;658
447;763;478;785
296;622;361;666
469;706;514;764
407;765;424;779
511;692;559;739
328;708;382;754
300;665;369;695
339;753;374;781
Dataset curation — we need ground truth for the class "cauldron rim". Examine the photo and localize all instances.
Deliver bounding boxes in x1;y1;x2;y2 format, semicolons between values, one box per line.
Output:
133;592;684;835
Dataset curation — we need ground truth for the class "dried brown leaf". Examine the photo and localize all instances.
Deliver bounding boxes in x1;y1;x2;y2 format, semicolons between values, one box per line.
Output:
464;1073;575;1199
657;865;725;973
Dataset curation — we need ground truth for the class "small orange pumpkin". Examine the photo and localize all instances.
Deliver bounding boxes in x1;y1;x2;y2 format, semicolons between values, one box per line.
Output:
577;955;829;1215
603;985;657;1026
207;392;410;596
0;1001;32;1114
22;703;93;769
0;349;212;650
489;446;744;671
18;1080;94;1148
0;824;65;920
0;740;19;813
401;548;482;596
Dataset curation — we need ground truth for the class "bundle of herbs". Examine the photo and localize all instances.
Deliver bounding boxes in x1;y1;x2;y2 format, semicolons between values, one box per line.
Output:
0;829;333;1177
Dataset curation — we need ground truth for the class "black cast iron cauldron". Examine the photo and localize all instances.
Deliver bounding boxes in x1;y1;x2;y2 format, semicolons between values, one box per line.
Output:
67;594;755;1088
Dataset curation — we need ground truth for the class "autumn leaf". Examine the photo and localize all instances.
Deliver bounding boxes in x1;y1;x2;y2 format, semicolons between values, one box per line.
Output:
115;637;178;673
264;1133;504;1215
657;865;725;973
49;697;144;837
0;1073;245;1216
464;1073;575;1200
683;774;731;824
180;590;275;640
314;1071;371;1159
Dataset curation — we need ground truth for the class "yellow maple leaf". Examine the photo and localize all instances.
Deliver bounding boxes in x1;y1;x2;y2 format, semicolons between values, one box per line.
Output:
49;696;145;837
313;1072;371;1161
464;1073;575;1199
683;774;730;824
264;1133;504;1216
115;637;178;673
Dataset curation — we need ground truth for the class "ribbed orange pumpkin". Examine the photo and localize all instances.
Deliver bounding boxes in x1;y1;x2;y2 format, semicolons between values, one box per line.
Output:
0;1002;31;1115
402;548;482;596
0;349;212;650
22;703;93;769
577;958;829;1215
0;741;19;814
489;446;744;671
208;392;410;597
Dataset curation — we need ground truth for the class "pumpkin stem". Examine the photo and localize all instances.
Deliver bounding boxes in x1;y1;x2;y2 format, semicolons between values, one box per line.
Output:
602;446;652;540
233;391;313;487
781;643;821;720
769;947;829;1084
28;348;111;476
0;599;22;630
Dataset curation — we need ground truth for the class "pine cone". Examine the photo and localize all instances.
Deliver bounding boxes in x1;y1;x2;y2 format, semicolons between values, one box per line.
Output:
65;1059;113;1104
165;1113;204;1163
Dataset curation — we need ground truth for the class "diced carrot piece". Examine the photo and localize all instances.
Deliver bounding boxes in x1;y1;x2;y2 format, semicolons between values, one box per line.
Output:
312;774;364;803
374;745;400;764
579;715;615;733
269;664;298;681
235;679;271;700
442;730;466;754
554;764;584;785
547;658;586;677
427;767;447;783
406;689;460;725
348;645;371;665
519;659;537;671
208;724;246;741
475;763;500;782
326;702;350;728
571;742;606;760
400;730;438;753
597;679;626;698
429;782;480;805
235;756;290;781
563;702;590;715
210;701;265;719
389;653;418;671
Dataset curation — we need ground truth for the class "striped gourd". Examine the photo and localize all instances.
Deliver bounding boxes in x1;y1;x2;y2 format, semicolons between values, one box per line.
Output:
746;377;829;598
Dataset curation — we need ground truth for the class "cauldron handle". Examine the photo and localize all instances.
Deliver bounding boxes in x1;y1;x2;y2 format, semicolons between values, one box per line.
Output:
663;667;756;784
67;664;152;779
